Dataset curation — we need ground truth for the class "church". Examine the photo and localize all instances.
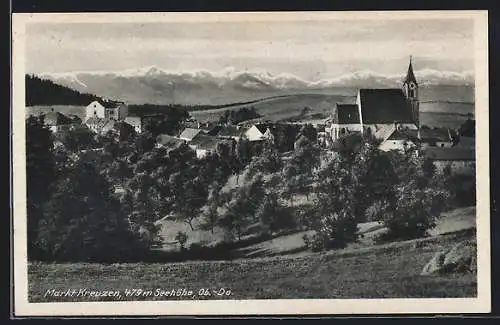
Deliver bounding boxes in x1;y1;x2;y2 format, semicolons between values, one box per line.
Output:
328;57;420;143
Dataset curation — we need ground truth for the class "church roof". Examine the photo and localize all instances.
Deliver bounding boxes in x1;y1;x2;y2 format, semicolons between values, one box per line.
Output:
404;58;418;85
358;88;415;124
335;104;360;124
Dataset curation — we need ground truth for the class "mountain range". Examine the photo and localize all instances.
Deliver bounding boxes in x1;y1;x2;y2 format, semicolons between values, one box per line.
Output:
37;66;475;106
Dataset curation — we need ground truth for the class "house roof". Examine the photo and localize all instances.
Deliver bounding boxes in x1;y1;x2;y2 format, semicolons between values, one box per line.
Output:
156;134;186;147
386;129;419;142
85;117;115;131
43;111;72;126
124;116;142;126
189;134;229;151
358;88;414;124
335;104;360;124
407;128;452;143
179;128;203;141
424;147;475;161
253;123;274;134
374;124;397;142
97;100;124;109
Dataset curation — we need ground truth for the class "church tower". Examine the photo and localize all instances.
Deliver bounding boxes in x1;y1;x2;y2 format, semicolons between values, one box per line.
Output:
402;56;420;128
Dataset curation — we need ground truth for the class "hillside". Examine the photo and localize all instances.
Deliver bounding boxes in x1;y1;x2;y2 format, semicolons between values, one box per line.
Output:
25;74;103;106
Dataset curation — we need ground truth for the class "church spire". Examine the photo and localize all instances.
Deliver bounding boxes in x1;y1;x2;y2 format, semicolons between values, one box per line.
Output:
404;55;418;85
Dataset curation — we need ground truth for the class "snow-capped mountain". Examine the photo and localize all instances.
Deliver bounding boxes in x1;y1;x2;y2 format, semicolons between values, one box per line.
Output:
36;66;474;105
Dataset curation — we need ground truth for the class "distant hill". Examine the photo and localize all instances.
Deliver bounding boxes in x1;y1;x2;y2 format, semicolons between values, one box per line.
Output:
25;74;103;106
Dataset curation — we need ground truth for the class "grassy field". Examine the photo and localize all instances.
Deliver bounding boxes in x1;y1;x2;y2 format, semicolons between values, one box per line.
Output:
28;230;476;302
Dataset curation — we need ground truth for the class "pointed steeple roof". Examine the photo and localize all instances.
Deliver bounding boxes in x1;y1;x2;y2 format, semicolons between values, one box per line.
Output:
404;56;418;85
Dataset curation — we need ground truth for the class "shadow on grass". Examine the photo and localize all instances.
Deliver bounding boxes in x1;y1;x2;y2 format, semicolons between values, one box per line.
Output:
144;228;306;263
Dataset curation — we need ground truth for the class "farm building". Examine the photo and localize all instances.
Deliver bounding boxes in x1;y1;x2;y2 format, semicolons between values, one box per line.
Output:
178;128;203;142
424;147;475;176
42;111;74;133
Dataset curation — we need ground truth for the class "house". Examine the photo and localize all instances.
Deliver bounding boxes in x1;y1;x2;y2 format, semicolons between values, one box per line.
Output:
424;147;475;175
415;128;454;148
85;117;116;134
85;100;128;122
378;126;454;152
329;57;419;142
188;135;235;159
156;134;186;149
42;111;73;133
243;124;275;143
378;126;419;152
178;128;203;142
124;116;143;134
216;125;245;142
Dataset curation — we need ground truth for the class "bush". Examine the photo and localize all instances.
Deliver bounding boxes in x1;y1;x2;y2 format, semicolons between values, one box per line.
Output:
305;211;359;251
375;181;450;243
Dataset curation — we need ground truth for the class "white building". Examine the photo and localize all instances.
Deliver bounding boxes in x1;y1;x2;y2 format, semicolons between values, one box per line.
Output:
243;124;275;143
85;100;128;122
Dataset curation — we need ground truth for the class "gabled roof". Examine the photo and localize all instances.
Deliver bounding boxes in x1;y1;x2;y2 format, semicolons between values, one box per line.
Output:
124;116;142;126
358;88;415;124
189;135;230;151
156;134;185;147
179;128;202;141
253;123;274;134
386;129;419;142
98;100;124;109
407;128;452;143
43;111;72;126
85;117;109;128
374;124;397;142
424;147;475;161
334;104;360;124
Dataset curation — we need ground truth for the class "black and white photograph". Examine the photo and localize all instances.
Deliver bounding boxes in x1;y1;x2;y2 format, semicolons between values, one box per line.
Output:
11;11;490;316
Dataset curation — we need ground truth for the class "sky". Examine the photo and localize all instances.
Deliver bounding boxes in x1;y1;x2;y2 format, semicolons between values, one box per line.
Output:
25;17;474;81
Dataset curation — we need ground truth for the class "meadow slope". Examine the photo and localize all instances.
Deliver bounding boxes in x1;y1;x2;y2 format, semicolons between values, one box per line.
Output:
29;229;476;302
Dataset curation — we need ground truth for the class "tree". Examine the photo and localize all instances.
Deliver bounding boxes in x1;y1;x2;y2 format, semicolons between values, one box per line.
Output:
37;161;147;261
56;126;96;152
298;124;317;143
26;116;57;259
217;175;265;241
255;192;295;235
458;117;475;138
199;182;224;234
376;180;450;241
304;153;360;250
246;145;283;181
